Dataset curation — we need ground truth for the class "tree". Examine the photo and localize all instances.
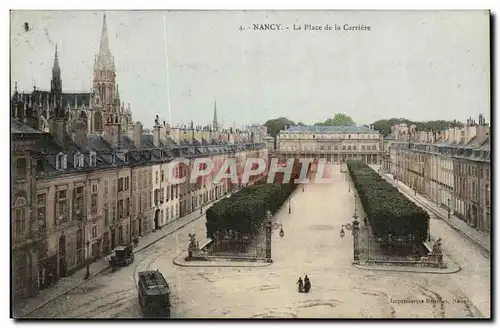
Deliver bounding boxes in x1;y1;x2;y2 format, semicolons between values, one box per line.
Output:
314;113;355;126
371;118;465;137
263;117;296;149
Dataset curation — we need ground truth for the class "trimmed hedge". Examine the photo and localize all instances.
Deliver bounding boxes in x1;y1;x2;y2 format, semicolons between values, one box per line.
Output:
347;160;429;243
205;157;305;238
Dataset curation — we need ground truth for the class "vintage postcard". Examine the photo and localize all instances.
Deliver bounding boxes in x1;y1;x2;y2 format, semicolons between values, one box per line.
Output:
10;10;491;319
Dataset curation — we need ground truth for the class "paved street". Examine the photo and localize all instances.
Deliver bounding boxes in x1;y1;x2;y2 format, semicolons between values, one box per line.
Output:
26;165;489;318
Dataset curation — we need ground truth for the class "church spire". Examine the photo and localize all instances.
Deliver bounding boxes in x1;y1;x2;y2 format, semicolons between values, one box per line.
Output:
100;13;110;56
53;44;60;72
51;44;62;94
95;13;114;71
213;100;218;131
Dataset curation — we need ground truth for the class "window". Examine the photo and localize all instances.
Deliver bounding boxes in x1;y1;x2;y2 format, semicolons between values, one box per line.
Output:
89;152;97;167
76;228;83;264
118;199;124;218
111;152;116;165
166;207;170;221
155;171;159;184
57;189;68;223
14;196;27;239
91;223;97;239
104;180;108;197
104;204;109;227
161;171;164;183
91;192;98;215
167;185;170;201
111;201;116;223
79;154;85;168
74;186;84;220
125;177;129;191
154;189;159;205
171;206;174;219
118;178;124;192
56;153;66;170
37;193;47;225
74;152;81;168
125;198;130;216
15;158;27;181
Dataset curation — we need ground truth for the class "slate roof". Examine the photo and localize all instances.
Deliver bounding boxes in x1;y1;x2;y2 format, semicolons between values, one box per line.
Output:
11;118;266;178
11;118;44;134
282;125;377;134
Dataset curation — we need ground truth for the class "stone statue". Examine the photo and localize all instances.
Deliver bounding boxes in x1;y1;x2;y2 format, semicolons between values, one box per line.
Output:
188;233;197;250
432;238;442;255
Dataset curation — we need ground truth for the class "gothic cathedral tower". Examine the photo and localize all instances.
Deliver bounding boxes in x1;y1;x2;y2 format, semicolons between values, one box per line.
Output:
92;13;118;132
50;45;62;95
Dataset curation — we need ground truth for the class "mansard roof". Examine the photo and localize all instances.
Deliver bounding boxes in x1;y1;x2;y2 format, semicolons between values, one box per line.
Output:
282;125;378;134
11;118;266;178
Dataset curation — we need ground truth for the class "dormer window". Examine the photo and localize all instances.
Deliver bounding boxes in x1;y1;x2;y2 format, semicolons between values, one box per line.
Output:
56;152;67;170
111;152;116;165
73;152;85;168
123;151;129;163
89;152;97;167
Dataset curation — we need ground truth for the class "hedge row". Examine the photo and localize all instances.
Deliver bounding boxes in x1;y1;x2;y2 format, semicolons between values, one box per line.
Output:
347;160;429;243
205;157;306;238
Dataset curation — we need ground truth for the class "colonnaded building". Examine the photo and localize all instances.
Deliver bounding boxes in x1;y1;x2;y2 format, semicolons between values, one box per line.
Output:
275;125;382;164
10;13;268;301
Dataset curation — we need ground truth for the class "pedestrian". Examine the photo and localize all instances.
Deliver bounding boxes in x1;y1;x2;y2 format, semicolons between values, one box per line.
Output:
297;277;303;293
304;275;311;293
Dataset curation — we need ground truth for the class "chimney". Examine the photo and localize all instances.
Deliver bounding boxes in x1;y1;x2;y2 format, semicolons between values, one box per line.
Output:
133;122;143;148
49;117;66;147
103;118;121;149
153;115;161;147
72;121;88;148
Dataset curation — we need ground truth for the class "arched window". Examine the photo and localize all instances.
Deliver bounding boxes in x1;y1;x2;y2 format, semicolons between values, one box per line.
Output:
14;196;27;239
89;152;97;167
79;154;85;167
56;152;66;170
73;152;81;168
94;111;103;132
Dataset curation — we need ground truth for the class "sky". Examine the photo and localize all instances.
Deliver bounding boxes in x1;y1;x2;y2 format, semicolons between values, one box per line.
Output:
10;10;490;129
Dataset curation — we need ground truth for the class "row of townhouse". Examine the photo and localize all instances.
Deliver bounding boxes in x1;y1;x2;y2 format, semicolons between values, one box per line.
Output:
11;113;268;300
388;115;491;233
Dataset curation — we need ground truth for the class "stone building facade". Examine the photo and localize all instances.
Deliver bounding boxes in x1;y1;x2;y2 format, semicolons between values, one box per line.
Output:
389;116;491;233
11;113;267;300
12;120;44;299
275;125;382;164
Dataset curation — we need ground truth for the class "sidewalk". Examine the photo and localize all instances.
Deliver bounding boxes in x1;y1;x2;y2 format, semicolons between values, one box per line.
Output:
379;172;490;253
14;197;224;318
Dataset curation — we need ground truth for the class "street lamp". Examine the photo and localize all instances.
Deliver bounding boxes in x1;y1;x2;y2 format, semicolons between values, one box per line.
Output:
84;240;91;280
339;212;360;264
354;195;358;212
352;212;360;263
288;197;291;214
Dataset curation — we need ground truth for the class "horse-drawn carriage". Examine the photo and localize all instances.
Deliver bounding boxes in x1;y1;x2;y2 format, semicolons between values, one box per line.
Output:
107;244;134;271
